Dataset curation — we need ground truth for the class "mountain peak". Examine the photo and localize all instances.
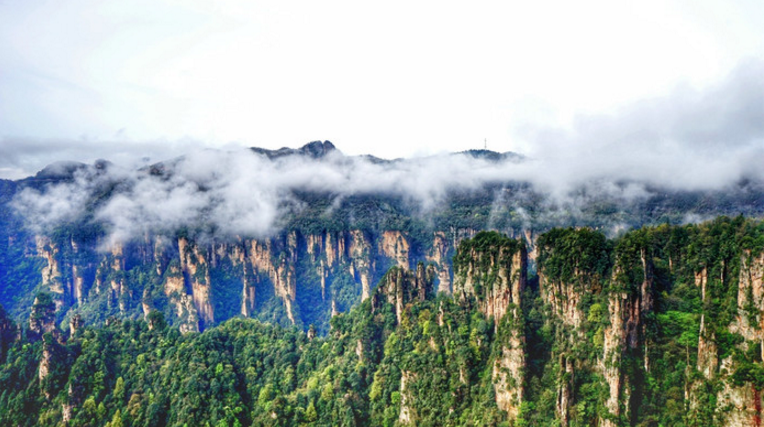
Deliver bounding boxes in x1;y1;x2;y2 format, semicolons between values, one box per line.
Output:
298;140;337;158
250;140;339;159
458;149;524;162
32;161;88;181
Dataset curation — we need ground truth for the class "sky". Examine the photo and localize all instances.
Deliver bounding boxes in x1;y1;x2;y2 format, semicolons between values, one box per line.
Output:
1;0;763;179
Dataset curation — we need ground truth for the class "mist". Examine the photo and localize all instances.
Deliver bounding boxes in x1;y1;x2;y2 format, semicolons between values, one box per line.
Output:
7;60;764;244
517;59;764;195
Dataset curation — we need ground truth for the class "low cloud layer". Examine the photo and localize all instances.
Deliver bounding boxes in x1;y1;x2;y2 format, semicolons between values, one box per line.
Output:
0;138;209;180
11;149;532;244
7;60;764;243
517;59;764;195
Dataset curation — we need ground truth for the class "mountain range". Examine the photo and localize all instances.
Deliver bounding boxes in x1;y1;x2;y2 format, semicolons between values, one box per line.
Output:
1;141;762;333
1;142;764;426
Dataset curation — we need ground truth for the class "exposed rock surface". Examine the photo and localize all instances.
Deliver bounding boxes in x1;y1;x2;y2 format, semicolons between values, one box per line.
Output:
452;231;526;420
372;264;434;324
27;227;479;333
693;251;764;426
399;370;415;425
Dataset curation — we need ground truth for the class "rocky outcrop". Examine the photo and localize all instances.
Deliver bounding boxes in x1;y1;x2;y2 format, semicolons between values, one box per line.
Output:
453;231;526;420
379;231;410;270
399;370;416;425
69;313;82;337
601;290;627;427
39;338;52;383
523;229;538;264
537;228;613;426
35;235;101;311
453;231;526;325
599;248;653;427
701;251;764;426
247;233;298;323
373;264;434;324
178;238;214;327
717;380;762;427
493;337;525;420
29;293;56;337
541;268;588;332
731;251;764;353
349;230;374;300
558;355;574;427
163;265;201;334
36;236;66;311
427;231;453;294
26;225;480;333
696;313;718;379
92;242;128;311
241;269;257;317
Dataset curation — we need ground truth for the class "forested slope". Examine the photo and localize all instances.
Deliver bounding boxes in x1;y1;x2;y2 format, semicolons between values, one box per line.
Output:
2;218;764;426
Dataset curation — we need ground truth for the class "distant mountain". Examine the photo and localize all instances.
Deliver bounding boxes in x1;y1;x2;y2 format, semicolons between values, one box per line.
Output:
457;148;524;162
0;141;762;336
250;140;339;159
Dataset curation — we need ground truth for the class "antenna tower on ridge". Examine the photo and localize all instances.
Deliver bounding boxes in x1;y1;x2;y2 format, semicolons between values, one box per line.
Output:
484;138;487;150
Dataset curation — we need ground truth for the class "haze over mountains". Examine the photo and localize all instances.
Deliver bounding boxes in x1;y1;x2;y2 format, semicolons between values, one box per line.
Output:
6;138;764;250
0;139;761;335
2;2;764;425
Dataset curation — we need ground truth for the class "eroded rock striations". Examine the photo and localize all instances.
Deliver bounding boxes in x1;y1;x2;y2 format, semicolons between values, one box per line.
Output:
24;227;482;333
453;231;527;420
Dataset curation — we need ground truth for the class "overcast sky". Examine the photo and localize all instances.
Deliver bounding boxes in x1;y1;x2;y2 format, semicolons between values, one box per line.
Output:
1;0;763;179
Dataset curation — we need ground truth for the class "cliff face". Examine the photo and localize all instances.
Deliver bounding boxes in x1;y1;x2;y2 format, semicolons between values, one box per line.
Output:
526;220;764;427
379;231;410;271
348;230;374;301
29;293;56;337
536;228;658;427
398;370;415;425
178;238;214;327
372;264;434;325
36;236;66;311
453;231;526;420
537;229;610;426
693;250;764;427
453;238;525;323
24;227;478;333
8;218;764;426
599;246;654;427
426;231;453;294
162;264;201;334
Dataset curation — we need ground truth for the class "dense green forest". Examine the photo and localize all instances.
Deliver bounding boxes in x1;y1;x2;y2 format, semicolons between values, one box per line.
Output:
2;218;764;426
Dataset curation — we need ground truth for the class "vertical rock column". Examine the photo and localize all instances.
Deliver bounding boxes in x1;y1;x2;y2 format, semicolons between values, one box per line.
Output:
178;238;214;328
452;231;527;421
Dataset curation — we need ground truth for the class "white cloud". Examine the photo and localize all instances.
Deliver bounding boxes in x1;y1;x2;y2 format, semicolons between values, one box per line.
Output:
1;1;763;159
6;59;764;243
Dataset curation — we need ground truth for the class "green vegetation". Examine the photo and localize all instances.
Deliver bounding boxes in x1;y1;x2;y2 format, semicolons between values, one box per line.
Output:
2;217;764;426
0;285;512;426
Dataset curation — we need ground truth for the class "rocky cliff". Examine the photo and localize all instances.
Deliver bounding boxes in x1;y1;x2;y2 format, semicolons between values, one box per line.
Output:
537;228;612;426
525;219;764;427
690;249;764;427
21;226;481;333
372;264;435;325
4;218;764;426
453;231;527;420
